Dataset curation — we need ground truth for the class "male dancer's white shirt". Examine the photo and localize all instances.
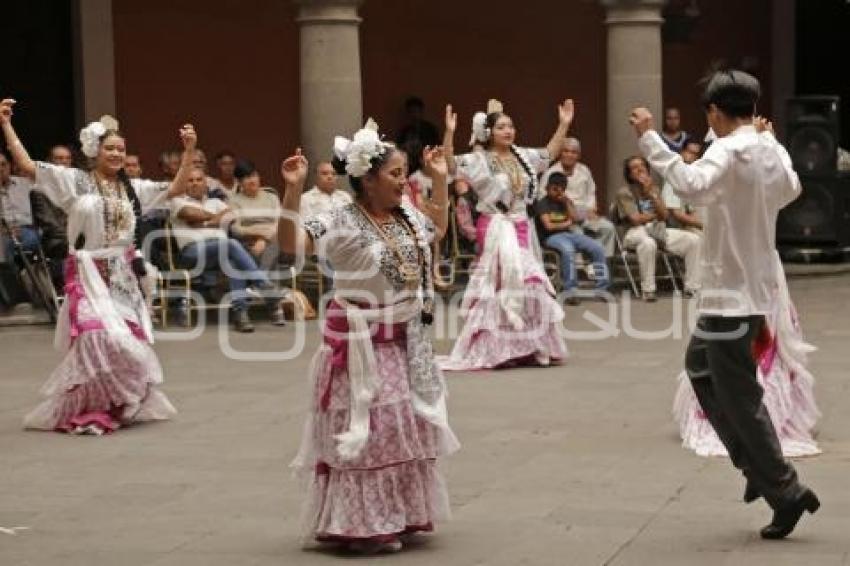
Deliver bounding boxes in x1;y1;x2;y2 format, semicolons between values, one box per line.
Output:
639;125;800;316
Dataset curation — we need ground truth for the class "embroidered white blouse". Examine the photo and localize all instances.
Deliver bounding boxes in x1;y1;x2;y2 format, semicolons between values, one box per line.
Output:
34;162;169;251
303;201;435;304
454;148;550;216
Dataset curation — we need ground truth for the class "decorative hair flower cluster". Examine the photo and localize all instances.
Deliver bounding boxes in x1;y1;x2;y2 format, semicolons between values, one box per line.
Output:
470;112;490;145
79;121;107;158
333;118;392;178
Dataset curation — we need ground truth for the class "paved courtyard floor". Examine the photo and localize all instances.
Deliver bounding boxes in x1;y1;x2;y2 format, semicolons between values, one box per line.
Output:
1;275;849;565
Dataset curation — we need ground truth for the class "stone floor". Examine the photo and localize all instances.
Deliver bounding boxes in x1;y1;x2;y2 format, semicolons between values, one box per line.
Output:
1;275;848;565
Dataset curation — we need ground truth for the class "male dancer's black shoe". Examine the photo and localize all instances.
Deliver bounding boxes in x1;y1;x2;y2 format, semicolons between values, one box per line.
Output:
743;482;760;504
760;488;820;540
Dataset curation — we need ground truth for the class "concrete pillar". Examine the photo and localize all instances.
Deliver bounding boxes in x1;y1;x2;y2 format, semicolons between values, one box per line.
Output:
294;0;364;166
73;0;117;128
601;0;667;196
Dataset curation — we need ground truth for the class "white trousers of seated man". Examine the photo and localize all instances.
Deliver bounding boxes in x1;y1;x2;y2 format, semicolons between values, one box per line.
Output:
623;224;702;294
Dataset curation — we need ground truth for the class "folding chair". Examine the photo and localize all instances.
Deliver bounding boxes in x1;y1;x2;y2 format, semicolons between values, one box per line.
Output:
0;218;61;321
541;248;563;292
158;220;193;327
448;198;477;290
608;203;679;297
294;256;325;306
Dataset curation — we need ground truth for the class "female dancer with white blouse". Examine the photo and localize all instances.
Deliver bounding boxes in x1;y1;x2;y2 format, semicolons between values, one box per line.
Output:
440;100;572;370
1;97;196;435
279;121;459;553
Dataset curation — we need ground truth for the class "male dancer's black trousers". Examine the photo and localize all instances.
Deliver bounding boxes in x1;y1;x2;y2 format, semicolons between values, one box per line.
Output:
685;315;803;509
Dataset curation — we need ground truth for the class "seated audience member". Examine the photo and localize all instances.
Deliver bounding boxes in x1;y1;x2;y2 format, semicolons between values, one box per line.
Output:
614;156;702;302
191;148;227;199
214;150;239;197
47;144;74;167
31;146;73;288
0;150;39;261
454;178;478;255
170;168;284;332
540;137;615;257
158;149;181;180
660;107;692;152
124;154;143;179
299;161;352;218
662;142;704;233
535;172;609;303
228;160;281;261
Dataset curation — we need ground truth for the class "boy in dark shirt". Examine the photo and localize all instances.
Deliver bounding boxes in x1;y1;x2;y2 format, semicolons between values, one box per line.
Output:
535;172;609;303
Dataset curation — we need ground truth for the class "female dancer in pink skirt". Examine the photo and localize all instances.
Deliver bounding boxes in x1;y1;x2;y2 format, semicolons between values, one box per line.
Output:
440;100;571;370
279;120;459;553
1;97;196;435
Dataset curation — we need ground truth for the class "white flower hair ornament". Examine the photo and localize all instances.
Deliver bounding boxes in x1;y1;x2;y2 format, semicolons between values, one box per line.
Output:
469;112;490;146
333;118;393;178
79;122;107;158
78;116;120;159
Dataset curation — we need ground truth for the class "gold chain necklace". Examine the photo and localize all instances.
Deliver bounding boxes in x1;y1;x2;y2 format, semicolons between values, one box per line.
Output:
491;152;524;195
356;203;422;290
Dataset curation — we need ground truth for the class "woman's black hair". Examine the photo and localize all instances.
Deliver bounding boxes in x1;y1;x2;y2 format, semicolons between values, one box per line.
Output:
482;112;503;149
331;144;399;196
393;200;434;325
234;159;258;180
622;155;650;185
700;68;761;119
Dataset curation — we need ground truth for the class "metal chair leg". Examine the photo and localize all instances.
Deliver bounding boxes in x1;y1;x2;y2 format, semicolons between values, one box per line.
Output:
661;252;679;293
619;250;640;297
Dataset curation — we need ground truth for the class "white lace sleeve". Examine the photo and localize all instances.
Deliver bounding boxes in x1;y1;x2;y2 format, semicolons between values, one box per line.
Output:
521;147;551;174
454;151;490;187
33;162;86;212
302;206;360;262
131;178;170;214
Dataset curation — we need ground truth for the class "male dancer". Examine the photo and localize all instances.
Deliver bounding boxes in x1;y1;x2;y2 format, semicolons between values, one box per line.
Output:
629;69;819;539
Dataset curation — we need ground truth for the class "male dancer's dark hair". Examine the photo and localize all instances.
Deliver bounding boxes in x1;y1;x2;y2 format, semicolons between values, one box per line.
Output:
700;69;761;119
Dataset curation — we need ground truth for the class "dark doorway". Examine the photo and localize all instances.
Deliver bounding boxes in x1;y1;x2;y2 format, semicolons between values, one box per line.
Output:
0;3;76;161
797;0;850;148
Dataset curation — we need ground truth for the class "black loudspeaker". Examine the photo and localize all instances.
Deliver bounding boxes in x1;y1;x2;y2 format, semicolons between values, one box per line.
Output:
777;173;850;246
786;96;840;175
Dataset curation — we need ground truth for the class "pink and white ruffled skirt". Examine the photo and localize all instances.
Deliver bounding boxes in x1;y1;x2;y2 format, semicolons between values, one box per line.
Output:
23;253;175;433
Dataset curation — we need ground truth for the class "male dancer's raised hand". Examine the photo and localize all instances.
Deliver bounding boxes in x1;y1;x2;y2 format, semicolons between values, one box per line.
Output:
629;107;654;136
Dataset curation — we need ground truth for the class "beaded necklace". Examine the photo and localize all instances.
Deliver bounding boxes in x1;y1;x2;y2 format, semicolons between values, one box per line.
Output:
490;151;525;196
355;203;423;291
91;172;130;245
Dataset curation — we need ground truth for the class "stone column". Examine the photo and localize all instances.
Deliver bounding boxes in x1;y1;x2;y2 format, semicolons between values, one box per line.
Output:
73;0;117;128
294;0;364;166
601;0;667;197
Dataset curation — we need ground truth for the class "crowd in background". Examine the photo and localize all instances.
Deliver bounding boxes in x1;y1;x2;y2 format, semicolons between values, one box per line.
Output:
0;96;710;329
